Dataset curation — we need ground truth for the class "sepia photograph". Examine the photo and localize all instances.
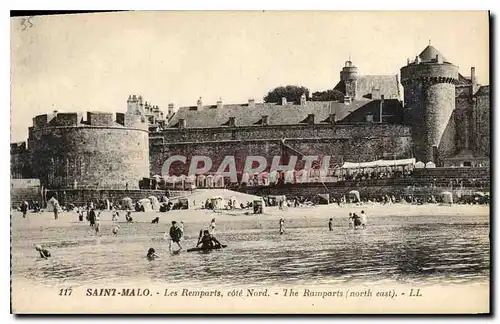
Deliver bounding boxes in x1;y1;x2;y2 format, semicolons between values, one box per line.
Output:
10;10;490;314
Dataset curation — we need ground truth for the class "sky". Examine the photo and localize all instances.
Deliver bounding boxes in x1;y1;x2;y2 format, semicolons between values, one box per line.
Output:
10;11;489;142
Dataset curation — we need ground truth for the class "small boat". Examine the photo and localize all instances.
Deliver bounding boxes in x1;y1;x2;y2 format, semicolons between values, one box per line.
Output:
186;245;227;253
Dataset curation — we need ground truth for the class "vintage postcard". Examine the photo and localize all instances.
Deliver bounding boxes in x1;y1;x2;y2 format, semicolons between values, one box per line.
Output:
10;11;490;314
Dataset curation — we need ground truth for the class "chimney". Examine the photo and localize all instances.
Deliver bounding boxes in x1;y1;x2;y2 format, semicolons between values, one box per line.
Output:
178;118;186;129
197;97;203;110
127;95;139;114
329;113;336;124
471;67;477;89
262;115;269;126
217;98;223;109
168;103;174;116
300;93;306;106
228;117;236;127
248;98;255;108
281;97;287;105
436;54;443;64
138;95;143;104
307;114;315;125
415;55;421;64
379;95;384;123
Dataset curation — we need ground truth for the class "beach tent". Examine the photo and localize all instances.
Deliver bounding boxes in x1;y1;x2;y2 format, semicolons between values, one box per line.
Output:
210;196;226;209
214;175;224;188
342;159;416;169
414;161;425;169
260;172;270;185
297;169;309;183
241;173;250;184
269;171;278;184
253;172;261;185
122;197;134;210
284;170;295;184
348;190;361;202
425;161;436;168
148;196;161;211
197;174;206;188
441;191;453;204
138;198;153;212
178;197;189;209
228;196;239;209
317;193;330;205
185;175;196;189
206;175;214;188
47;196;60;212
253;199;264;214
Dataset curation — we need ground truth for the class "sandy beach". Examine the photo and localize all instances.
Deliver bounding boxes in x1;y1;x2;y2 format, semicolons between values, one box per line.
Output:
11;203;490;231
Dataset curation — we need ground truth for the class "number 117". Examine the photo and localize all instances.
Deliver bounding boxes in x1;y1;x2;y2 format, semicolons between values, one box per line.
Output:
59;288;72;296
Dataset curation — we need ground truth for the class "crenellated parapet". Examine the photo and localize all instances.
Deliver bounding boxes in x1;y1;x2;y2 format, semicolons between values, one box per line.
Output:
401;76;458;86
400;63;458;86
28;110;149;190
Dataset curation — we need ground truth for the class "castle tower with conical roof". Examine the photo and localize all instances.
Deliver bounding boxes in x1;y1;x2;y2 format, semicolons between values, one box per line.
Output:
401;45;459;164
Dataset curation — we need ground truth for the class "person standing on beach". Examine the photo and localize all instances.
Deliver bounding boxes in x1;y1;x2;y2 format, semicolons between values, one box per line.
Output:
95;212;101;235
53;201;59;220
353;213;361;229
348;212;354;229
328;218;333;231
209;218;216;235
279;218;285;235
111;206;118;221
360;210;367;229
20;201;28;218
88;208;96;227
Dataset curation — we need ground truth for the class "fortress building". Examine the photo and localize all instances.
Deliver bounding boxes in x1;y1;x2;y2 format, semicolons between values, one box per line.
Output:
25;111;150;189
401;45;489;166
11;44;490;190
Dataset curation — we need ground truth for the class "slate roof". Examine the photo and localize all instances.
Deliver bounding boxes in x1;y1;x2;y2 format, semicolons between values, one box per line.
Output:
418;45;449;63
334;75;401;100
355;75;400;100
168;99;381;128
457;73;472;86
475;85;490;96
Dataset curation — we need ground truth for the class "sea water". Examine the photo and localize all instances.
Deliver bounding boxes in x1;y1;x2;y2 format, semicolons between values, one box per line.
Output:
11;210;490;288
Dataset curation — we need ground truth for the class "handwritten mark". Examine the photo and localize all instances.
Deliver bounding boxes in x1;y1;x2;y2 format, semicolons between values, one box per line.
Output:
20;17;34;31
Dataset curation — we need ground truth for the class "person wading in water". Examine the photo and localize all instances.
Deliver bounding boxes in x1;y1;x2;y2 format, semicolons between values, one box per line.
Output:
34;244;51;259
169;221;183;252
196;230;222;250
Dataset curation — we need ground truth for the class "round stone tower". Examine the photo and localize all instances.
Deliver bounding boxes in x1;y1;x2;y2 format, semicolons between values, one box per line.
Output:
28;111;149;190
340;60;358;99
400;45;458;164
